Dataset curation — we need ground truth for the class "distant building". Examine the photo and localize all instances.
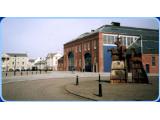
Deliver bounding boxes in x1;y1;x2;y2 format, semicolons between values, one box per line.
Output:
63;22;159;73
28;59;35;70
34;58;46;70
57;56;64;71
46;53;62;71
1;53;28;71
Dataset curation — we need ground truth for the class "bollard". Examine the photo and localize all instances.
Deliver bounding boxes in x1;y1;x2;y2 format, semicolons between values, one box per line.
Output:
27;71;28;75
21;71;23;76
32;71;33;75
76;75;79;85
98;83;102;97
99;73;101;82
6;72;7;77
40;70;41;74
14;71;16;76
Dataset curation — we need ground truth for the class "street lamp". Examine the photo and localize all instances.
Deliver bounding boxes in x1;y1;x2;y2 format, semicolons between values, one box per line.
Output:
6;57;9;72
14;55;16;76
40;57;41;74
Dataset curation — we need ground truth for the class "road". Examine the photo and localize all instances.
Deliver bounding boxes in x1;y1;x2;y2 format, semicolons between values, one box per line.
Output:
2;71;108;101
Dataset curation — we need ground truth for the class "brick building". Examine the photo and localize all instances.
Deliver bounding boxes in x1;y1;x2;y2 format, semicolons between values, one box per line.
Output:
63;22;159;73
57;56;64;71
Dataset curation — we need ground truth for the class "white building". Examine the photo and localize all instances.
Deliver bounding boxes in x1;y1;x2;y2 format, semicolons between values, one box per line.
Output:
34;58;46;70
1;53;28;71
46;53;62;71
28;59;35;70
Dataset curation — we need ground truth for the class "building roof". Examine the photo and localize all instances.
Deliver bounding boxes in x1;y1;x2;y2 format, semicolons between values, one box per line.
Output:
46;53;58;58
64;23;158;45
64;23;159;54
35;60;46;65
58;56;64;62
6;53;28;57
29;59;35;62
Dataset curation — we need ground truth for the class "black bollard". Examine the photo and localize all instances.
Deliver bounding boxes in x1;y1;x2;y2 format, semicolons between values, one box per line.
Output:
76;75;79;85
6;72;7;77
98;83;102;97
21;71;23;76
99;73;101;82
14;71;16;76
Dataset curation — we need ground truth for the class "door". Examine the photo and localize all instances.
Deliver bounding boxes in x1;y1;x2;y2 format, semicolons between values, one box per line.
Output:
84;53;92;72
146;64;150;73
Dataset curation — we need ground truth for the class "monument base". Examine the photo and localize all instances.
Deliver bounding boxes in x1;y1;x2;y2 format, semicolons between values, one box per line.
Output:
110;80;126;84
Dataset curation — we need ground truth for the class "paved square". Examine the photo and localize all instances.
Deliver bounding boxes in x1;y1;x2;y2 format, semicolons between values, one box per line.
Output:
2;71;159;101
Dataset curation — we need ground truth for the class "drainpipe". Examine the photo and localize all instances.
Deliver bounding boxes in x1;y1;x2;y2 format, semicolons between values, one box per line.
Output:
140;34;143;54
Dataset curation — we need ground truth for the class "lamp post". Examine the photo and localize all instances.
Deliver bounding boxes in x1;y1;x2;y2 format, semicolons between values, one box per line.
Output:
6;57;9;72
14;55;17;76
6;57;9;76
2;57;5;75
40;57;41;74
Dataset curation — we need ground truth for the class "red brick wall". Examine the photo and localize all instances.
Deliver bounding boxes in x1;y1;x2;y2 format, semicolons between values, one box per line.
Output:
98;32;104;72
64;33;100;72
142;54;159;73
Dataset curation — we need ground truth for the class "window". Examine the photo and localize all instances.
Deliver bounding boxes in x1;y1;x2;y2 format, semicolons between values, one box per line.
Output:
88;43;90;50
22;62;24;65
75;46;77;53
152;56;156;66
126;36;135;46
103;35;107;44
94;40;97;49
121;36;126;46
103;35;116;44
130;37;133;45
94;57;96;63
77;46;78;53
79;59;81;66
79;45;81;52
127;37;131;46
109;36;114;44
84;43;87;51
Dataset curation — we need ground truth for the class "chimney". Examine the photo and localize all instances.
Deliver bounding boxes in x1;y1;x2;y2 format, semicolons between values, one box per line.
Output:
111;22;120;26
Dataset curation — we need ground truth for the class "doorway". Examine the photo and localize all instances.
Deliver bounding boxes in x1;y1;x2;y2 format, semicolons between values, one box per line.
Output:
146;64;150;73
84;53;92;72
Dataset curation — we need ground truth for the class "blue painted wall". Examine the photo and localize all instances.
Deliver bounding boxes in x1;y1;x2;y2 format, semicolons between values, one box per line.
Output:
103;45;117;72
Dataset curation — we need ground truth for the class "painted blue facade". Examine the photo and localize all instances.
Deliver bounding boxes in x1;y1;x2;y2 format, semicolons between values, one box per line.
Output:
103;45;117;72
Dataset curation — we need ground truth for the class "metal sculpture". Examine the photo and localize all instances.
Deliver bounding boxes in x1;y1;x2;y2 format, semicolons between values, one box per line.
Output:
108;35;149;84
130;48;149;83
108;36;127;83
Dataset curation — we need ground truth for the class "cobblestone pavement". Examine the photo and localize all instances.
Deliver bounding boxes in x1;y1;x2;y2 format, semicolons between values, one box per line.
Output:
65;76;159;101
2;71;108;101
2;78;91;101
1;71;159;101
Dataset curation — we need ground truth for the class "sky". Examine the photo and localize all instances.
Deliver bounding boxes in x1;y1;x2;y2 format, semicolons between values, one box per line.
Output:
1;17;159;59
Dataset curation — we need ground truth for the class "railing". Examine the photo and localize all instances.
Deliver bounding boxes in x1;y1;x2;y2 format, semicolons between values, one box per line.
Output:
2;70;51;77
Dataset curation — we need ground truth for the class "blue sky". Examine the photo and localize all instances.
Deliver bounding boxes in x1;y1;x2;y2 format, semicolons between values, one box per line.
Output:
1;17;159;59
